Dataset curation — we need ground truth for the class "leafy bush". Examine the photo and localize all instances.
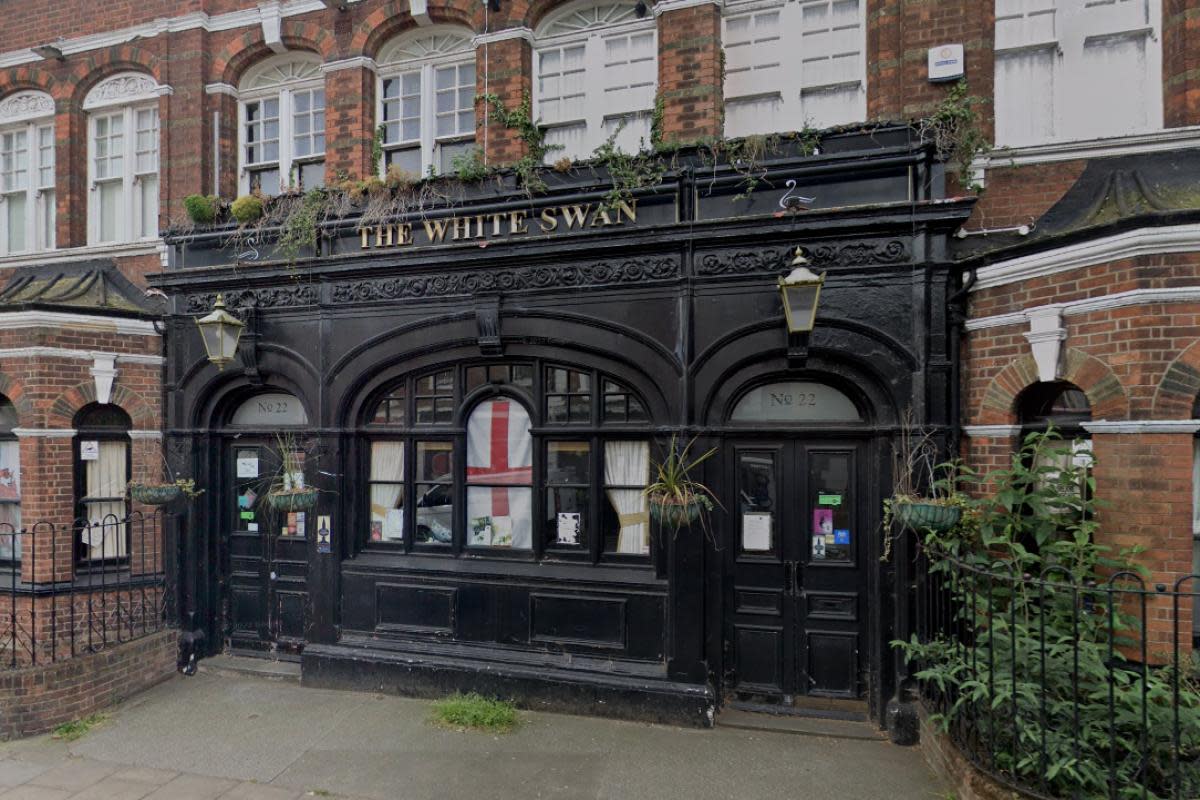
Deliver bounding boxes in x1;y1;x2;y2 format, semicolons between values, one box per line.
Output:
230;195;264;225
430;692;518;733
896;431;1200;799
183;194;220;225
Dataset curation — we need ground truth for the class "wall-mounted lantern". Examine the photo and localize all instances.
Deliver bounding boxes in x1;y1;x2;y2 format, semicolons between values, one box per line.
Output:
195;294;245;371
778;247;825;334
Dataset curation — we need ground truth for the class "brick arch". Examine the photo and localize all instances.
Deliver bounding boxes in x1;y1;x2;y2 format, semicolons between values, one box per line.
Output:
214;25;338;87
977;348;1129;424
0;65;60;103
66;45;163;104
1152;339;1200;419
350;0;481;58
47;383;154;431
523;0;640;33
0;374;36;428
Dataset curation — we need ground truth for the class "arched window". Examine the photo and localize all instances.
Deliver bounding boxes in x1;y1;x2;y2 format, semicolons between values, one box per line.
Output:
377;26;476;176
1017;381;1093;499
722;0;865;137
85;73;163;244
74;404;131;564
0;91;55;254
362;361;653;558
0;396;20;561
534;0;656;160
239;54;325;195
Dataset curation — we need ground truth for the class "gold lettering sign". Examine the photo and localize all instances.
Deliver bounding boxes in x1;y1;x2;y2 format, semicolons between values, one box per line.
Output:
357;200;637;250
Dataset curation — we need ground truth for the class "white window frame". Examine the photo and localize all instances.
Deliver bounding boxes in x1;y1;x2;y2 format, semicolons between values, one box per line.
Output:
84;73;165;246
721;0;866;136
0;90;55;256
377;26;477;177
993;0;1163;148
237;54;326;195
534;0;657;160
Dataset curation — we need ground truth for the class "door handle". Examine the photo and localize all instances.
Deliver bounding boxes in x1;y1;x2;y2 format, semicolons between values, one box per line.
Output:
786;561;797;596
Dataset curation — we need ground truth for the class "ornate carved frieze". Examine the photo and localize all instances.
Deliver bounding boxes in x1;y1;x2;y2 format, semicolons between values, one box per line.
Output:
697;240;910;276
83;73;165;110
330;257;678;304
0;91;54;124
184;284;319;314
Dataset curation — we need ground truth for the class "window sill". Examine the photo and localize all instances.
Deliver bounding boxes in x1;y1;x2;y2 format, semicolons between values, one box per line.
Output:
0;240;167;269
971;126;1200;186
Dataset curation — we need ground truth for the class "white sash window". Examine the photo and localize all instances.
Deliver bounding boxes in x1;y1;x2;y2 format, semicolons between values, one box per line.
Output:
85;73;164;245
0;397;20;561
535;1;656;161
994;0;1162;147
723;0;865;137
0;91;55;255
378;27;476;177
239;55;325;194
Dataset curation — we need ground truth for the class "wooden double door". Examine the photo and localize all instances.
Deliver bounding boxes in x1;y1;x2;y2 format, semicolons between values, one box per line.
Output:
222;438;309;657
725;440;866;700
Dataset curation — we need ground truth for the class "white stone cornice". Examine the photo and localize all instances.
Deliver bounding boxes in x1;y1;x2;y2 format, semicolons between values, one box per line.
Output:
962;425;1022;438
128;430;164;439
972;224;1200;292
0;347;162;365
653;0;724;16
967;286;1200;332
0;312;158;337
975;126;1200;173
472;28;535;47
13;428;76;439
0;240;168;269
1082;420;1200;435
205;83;239;98
321;56;378;75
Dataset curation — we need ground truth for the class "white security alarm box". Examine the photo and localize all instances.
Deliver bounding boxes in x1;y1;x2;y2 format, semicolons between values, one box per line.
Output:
928;44;965;82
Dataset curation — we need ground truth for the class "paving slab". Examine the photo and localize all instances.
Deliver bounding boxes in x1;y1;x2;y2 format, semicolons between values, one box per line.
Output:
0;787;73;800
28;762;117;793
67;777;155;800
0;762;51;789
140;774;238;800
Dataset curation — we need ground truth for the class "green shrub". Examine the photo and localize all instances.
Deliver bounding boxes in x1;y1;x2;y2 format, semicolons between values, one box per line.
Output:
230;195;264;225
52;712;108;741
183;194;221;225
430;692;518;733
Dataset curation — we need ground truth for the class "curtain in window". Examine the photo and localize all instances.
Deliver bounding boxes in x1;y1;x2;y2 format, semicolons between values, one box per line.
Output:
370;441;405;541
83;440;127;559
466;399;533;548
605;440;649;554
0;439;19;559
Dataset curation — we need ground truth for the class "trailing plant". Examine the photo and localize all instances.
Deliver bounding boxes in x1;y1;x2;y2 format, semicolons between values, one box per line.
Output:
644;435;722;535
895;430;1200;799
590;127;667;214
371;124;386;177
479;91;561;196
696;133;787;202
183;194;221;225
451;146;491;183
919;80;988;192
230;195;264;225
275;188;326;263
649;92;665;149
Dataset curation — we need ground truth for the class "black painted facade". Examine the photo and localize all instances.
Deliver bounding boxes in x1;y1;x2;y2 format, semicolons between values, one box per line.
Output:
155;125;974;726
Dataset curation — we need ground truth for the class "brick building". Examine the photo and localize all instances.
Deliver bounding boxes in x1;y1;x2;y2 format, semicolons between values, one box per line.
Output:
0;0;1194;734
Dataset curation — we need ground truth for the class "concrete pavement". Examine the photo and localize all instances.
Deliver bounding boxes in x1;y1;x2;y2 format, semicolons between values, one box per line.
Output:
0;671;945;799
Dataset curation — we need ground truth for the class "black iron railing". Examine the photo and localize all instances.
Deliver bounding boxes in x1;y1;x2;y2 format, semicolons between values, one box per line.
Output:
0;510;178;669
909;549;1200;800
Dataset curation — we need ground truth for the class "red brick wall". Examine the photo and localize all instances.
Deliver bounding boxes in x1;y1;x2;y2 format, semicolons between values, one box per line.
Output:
657;4;722;143
0;628;176;740
476;37;532;165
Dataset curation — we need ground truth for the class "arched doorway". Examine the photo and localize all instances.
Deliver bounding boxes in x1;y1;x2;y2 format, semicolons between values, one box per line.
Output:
216;390;311;658
722;378;872;702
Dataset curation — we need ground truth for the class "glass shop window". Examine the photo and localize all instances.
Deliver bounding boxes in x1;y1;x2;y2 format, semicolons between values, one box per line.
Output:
414;370;455;425
74;404;131;564
603;440;650;554
545;440;590;550
738;450;777;555
0;396;20;561
602;379;648;423
810;451;853;563
466;398;533;549
415;441;453;545
465;363;534;393
369;441;405;542
371;386;406;425
546;367;592;424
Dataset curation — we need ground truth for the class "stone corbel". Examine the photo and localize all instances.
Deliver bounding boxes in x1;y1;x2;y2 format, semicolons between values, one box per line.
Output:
410;0;432;26
1024;305;1065;382
259;1;286;53
91;354;118;405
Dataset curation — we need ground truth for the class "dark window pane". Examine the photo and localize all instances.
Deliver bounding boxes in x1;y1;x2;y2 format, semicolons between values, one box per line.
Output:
416;375;435;394
604;394;625;422
416;441;453;482
435;370;453;391
488;365;508;383
434;398;454;423
738;451;776;553
512;364;533;387
627;397;648;422
545;487;588;548
810;451;852;563
547;368;568;393
466;366;486;391
547;441;589;484
568;395;591;423
415;483;452;544
415;398;434;424
547;395;567;424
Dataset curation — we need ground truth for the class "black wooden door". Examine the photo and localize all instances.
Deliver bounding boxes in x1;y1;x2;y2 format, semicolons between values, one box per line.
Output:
224;440;309;657
726;440;865;699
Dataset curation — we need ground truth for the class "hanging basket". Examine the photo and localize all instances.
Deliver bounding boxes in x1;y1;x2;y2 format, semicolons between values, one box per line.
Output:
892;501;961;533
649;496;703;528
266;488;319;512
129;483;182;506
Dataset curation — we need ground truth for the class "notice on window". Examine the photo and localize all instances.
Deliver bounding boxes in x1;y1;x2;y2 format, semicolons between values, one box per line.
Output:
742;512;772;552
556;512;580;545
317;515;331;554
818;493;842;507
80;440;100;461
236;456;259;478
812;534;826;559
834;528;851;545
383;509;404;541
